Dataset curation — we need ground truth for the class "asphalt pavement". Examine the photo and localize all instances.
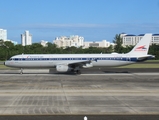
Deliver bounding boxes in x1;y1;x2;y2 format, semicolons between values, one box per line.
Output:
0;68;159;120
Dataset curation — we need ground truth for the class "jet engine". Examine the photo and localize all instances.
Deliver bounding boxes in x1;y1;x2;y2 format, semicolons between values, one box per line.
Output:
82;63;93;68
56;64;71;72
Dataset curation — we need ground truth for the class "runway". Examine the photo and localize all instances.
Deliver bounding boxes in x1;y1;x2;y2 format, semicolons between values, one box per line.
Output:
0;67;159;74
0;69;159;116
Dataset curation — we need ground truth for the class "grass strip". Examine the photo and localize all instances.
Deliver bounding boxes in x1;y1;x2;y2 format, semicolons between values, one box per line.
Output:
117;64;159;68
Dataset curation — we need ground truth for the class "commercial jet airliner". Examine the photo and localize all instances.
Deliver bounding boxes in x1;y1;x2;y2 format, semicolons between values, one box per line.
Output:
4;34;154;74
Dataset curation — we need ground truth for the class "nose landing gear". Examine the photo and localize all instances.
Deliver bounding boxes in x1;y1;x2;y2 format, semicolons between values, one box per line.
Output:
20;68;23;74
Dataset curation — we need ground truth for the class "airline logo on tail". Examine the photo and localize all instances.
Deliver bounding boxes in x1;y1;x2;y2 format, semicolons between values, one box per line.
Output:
135;45;147;51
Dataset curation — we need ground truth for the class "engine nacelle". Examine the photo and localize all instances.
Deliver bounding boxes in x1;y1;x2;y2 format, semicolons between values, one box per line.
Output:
82;63;93;68
56;64;71;72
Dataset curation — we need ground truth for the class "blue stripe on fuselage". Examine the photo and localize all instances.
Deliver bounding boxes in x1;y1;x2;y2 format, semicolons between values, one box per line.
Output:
9;57;138;62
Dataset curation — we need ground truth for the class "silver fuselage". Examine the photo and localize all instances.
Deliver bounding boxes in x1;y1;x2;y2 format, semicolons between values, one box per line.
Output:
4;54;141;68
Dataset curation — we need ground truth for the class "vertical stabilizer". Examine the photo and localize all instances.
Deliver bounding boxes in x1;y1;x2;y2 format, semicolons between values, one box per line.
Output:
127;34;152;55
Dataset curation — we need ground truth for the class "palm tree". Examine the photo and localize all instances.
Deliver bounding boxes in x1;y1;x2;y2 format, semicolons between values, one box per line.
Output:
113;34;123;53
0;39;10;48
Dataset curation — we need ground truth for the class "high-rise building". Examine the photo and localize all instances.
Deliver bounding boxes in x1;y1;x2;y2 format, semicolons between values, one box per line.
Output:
21;31;32;46
0;28;18;45
0;28;7;41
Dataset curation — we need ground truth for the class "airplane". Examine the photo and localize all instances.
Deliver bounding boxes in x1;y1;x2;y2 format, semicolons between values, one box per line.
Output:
4;33;154;74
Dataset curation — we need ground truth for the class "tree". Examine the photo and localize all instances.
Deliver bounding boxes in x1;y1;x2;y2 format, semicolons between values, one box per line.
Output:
29;43;43;53
106;45;113;53
0;40;12;59
149;44;159;60
14;44;24;54
113;34;123;53
0;39;9;48
0;39;4;46
122;45;134;53
1;34;159;60
4;41;14;48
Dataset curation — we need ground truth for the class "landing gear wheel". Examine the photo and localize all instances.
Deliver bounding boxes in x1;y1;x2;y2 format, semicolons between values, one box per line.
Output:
76;70;81;75
20;68;23;74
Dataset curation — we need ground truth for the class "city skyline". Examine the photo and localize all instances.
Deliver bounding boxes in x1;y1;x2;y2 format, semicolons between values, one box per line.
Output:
0;0;159;43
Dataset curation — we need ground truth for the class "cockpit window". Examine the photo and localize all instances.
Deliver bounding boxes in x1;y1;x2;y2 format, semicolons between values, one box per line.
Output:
9;58;13;61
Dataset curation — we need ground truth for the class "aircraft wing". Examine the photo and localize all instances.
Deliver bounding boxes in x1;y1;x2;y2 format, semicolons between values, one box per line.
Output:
69;60;92;68
56;60;93;68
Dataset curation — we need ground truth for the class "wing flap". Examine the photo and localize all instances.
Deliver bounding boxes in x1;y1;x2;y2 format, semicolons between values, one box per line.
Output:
56;60;92;68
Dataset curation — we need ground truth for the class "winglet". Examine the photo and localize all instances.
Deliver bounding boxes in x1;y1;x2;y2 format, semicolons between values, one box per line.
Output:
127;33;152;55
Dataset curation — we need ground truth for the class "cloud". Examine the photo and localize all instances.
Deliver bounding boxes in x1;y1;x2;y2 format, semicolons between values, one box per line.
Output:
22;23;107;29
20;23;159;30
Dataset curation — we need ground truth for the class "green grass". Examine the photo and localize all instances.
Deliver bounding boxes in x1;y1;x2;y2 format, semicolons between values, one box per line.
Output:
117;64;159;68
144;60;159;62
0;65;17;69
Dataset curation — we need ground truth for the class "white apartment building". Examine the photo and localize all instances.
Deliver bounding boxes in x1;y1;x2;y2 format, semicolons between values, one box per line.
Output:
21;31;32;46
0;28;18;45
53;35;84;48
83;40;111;48
40;40;48;47
152;34;159;44
0;29;7;41
121;33;159;46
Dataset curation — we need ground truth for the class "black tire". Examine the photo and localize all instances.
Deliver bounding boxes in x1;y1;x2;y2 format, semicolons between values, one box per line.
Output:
76;70;81;74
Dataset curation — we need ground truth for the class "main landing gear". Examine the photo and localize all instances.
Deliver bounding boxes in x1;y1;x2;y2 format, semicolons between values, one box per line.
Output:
76;70;81;75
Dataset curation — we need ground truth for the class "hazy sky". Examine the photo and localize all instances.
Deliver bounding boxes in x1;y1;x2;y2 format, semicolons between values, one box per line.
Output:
0;0;159;43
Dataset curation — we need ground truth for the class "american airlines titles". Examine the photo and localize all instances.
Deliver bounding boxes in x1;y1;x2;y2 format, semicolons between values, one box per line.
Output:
27;56;43;58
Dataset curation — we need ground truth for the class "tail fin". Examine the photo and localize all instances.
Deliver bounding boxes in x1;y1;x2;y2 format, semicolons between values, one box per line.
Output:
127;33;152;55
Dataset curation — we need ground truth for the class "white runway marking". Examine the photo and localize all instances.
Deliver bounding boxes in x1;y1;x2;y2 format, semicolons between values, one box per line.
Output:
81;73;133;76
